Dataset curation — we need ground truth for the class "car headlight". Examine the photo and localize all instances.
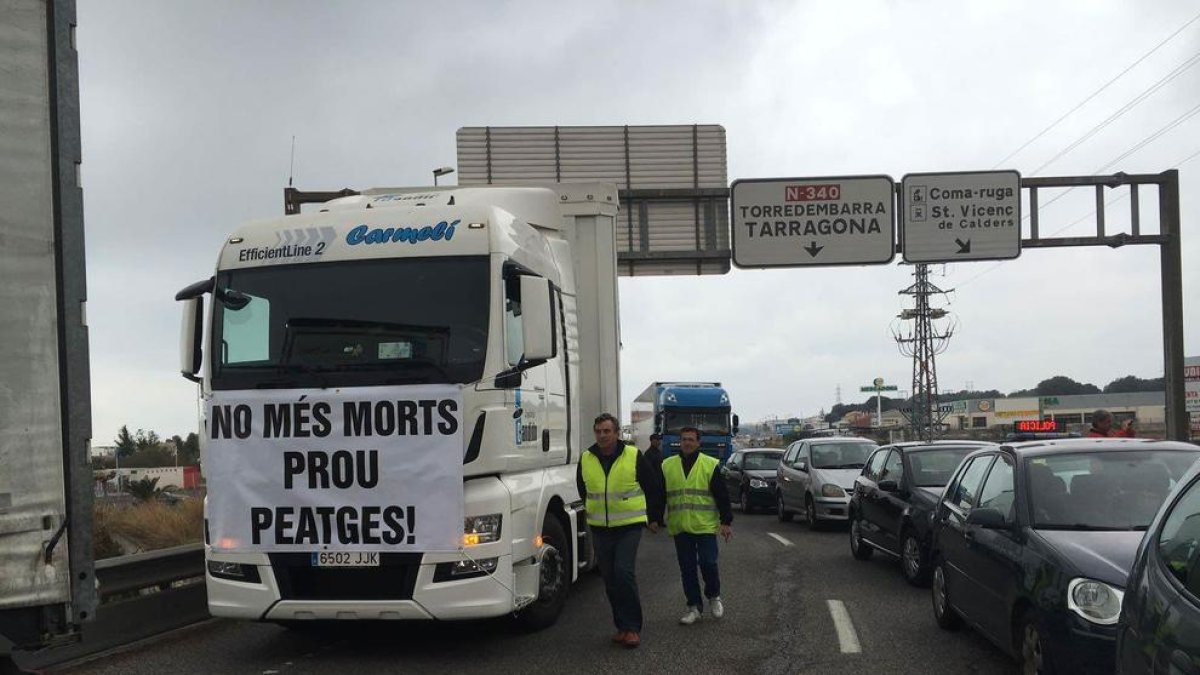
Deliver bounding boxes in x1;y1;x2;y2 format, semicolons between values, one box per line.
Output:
1067;578;1124;625
750;478;768;489
821;484;846;498
463;514;502;546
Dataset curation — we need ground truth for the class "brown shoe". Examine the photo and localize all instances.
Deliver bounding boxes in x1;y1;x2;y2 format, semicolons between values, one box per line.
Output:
622;631;641;648
611;630;628;643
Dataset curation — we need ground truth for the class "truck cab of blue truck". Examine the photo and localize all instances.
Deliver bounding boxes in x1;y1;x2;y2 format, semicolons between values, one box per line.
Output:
631;382;738;463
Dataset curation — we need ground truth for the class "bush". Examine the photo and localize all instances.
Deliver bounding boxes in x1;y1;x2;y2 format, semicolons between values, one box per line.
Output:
93;498;204;555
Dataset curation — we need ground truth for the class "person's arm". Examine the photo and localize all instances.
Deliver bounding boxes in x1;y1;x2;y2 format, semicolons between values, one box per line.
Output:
636;451;666;526
576;461;586;502
709;466;733;526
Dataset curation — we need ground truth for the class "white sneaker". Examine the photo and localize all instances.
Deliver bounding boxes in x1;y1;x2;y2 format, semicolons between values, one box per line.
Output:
710;597;725;619
679;607;701;625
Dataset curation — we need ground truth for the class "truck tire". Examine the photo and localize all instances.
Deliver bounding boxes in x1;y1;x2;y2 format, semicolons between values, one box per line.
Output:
514;515;570;631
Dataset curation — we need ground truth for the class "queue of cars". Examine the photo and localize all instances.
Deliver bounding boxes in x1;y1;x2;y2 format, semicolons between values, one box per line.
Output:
732;434;1200;675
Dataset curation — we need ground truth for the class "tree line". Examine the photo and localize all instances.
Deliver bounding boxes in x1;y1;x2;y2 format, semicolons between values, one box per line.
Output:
91;426;200;469
824;374;1165;424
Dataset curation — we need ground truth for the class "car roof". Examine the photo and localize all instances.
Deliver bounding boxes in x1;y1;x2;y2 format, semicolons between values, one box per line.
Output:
808;437;877;445
989;437;1200;459
884;440;997;453
736;447;783;454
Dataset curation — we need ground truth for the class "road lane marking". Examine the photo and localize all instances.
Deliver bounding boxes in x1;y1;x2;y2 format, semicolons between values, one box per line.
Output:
827;600;862;654
766;532;793;547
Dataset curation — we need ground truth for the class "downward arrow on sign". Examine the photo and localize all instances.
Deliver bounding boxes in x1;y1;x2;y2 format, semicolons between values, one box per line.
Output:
804;242;824;257
955;238;971;254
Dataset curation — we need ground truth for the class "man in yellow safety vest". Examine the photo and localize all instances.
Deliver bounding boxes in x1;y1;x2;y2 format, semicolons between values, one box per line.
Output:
662;426;733;625
576;412;665;648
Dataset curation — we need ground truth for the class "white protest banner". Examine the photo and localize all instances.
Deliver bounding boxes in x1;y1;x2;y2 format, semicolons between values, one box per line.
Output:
205;385;464;553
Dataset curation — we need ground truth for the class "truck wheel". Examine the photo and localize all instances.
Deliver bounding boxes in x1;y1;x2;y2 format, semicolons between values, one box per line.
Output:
514;516;569;631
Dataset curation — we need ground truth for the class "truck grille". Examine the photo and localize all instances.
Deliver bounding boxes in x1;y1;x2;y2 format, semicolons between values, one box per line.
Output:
267;553;422;601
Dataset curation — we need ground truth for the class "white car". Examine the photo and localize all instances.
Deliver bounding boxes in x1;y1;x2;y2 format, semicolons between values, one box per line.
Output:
777;437;879;528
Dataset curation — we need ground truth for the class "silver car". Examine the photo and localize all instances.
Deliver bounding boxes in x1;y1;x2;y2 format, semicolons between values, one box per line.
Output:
777;437;879;529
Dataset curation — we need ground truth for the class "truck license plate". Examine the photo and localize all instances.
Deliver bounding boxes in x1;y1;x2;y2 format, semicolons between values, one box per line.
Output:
311;551;380;567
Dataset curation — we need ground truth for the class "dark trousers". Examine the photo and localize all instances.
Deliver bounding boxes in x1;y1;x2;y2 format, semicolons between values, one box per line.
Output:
592;525;643;632
673;532;720;609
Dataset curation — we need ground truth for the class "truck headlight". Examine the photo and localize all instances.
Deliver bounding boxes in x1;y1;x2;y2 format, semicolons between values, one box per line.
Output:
749;478;768;489
463;514;502;546
821;484;846;498
1067;578;1124;625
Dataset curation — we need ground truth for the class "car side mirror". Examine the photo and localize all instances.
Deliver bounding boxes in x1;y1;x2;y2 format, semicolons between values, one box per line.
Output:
795;461;808;472
966;507;1006;529
878;479;899;493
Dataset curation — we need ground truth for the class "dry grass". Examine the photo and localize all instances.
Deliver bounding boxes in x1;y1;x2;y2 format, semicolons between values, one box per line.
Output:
93;498;204;557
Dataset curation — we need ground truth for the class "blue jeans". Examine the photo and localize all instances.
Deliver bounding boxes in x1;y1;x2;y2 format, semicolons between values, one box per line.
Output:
592;525;643;632
673;532;720;609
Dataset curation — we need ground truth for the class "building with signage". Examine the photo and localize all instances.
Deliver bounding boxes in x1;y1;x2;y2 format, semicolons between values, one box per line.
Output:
948;392;1167;434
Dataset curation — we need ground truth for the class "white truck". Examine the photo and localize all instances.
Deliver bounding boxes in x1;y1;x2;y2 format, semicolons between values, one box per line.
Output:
1;0;97;663
176;183;622;628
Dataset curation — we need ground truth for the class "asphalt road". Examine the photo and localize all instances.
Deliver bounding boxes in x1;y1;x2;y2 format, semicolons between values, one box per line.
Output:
53;510;1016;675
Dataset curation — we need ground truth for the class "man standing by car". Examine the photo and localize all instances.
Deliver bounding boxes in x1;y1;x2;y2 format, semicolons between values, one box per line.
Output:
1088;409;1135;438
577;413;663;648
663;427;733;625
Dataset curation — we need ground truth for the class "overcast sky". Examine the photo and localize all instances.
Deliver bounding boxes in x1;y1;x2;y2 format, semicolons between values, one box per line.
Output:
75;0;1200;442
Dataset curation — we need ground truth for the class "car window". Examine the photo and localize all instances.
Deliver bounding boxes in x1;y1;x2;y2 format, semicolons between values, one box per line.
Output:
976;455;1016;524
1157;473;1200;599
810;441;877;470
880;451;904;484
906;447;978;487
743;453;782;471
863;449;888;481
783;443;799;465
949;455;994;512
727;454;742;469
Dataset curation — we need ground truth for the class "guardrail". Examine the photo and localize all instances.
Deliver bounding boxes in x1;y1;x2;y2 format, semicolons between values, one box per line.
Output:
16;544;209;671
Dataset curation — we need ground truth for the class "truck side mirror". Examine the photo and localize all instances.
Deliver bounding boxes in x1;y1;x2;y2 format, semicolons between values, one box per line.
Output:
732;414;740;435
519;276;556;361
179;297;203;382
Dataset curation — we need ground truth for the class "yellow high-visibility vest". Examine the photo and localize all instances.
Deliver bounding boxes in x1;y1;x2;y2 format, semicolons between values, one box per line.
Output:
663;453;720;536
581;444;648;528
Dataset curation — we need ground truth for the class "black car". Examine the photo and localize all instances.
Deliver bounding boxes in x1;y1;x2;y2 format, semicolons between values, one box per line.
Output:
929;438;1200;674
1116;456;1200;674
849;441;996;585
722;448;783;513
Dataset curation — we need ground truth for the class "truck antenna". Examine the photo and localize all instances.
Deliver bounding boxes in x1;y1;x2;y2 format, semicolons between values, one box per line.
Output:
287;135;296;187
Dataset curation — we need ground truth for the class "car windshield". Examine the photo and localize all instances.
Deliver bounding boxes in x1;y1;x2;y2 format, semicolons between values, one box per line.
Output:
1029;450;1200;531
212;257;489;389
811;442;877;469
663;410;730;436
908;447;979;487
742;453;781;471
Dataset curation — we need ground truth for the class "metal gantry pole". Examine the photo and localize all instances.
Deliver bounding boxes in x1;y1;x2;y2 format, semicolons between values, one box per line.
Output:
1159;170;1187;441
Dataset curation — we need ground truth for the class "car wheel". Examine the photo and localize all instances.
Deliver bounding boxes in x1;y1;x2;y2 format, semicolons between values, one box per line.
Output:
805;495;821;531
777;493;793;522
740;488;752;514
1018;610;1057;675
931;560;962;631
849;513;873;560
901;530;931;586
513;515;569;631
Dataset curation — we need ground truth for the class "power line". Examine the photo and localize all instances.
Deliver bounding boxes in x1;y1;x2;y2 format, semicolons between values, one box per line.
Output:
1094;100;1200;173
1032;49;1200;175
992;9;1200;169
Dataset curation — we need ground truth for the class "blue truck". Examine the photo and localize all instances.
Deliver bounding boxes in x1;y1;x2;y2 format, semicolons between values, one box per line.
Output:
631;382;738;463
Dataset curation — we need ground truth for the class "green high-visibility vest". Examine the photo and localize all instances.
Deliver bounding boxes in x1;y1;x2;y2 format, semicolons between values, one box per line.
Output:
663;453;720;536
581;444;648;528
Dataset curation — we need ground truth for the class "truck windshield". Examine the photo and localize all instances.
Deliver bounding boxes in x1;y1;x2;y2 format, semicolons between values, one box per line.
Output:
663;410;730;436
211;257;489;389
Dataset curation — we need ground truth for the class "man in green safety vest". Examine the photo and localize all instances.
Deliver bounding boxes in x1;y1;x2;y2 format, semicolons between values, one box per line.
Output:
576;412;665;648
663;426;733;625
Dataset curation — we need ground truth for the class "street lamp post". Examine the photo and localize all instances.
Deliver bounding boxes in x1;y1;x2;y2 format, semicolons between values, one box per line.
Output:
432;166;455;186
